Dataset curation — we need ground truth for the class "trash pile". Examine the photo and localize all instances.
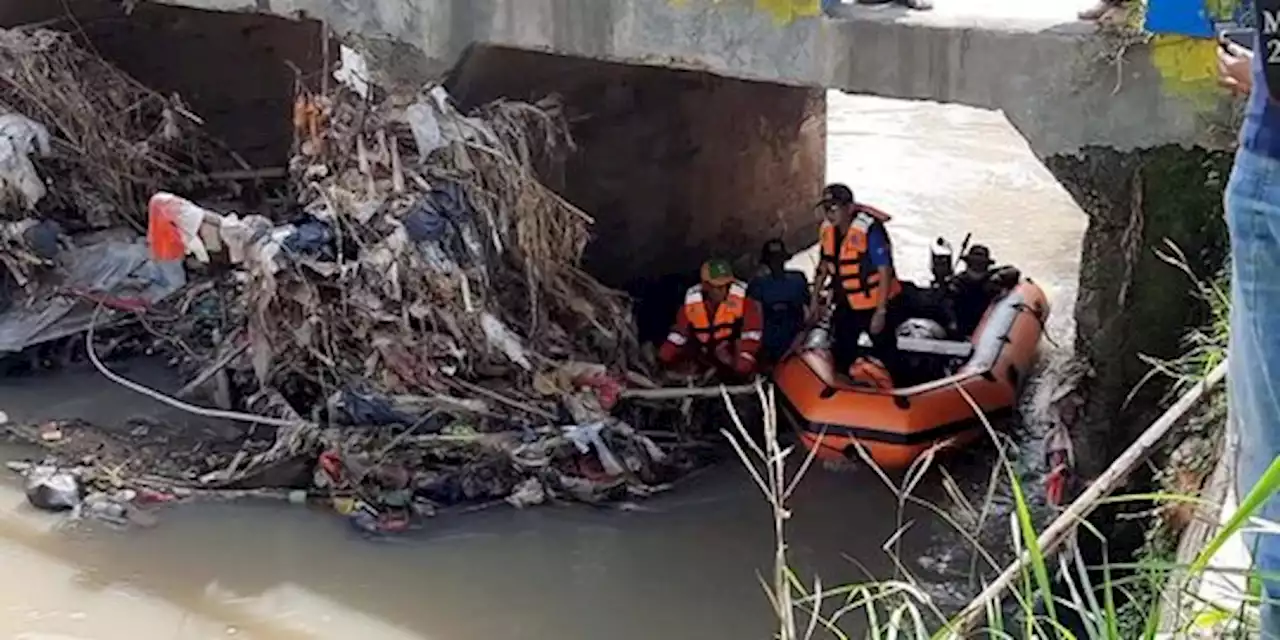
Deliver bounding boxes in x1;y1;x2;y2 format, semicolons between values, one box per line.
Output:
0;27;243;359
0;28;229;232
3;64;708;533
251;84;645;410
180;83;683;531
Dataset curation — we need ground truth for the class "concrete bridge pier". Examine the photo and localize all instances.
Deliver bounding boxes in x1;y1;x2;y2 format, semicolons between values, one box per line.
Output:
1046;147;1231;480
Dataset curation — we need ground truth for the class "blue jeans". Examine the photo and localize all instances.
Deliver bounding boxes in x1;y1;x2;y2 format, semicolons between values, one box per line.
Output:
1228;146;1280;637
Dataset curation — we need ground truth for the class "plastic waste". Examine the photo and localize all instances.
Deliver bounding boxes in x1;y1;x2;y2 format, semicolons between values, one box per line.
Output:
0;239;186;353
281;219;335;257
0;113;51;209
23;465;81;512
334;389;415;426
333;45;370;100
506;477;546;508
406;100;446;161
83;492;126;519
147;192;214;263
481;313;532;371
564;421;626;477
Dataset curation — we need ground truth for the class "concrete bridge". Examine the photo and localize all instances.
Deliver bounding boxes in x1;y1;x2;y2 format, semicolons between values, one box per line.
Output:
155;0;1224;158
0;0;1237;480
119;0;1230;289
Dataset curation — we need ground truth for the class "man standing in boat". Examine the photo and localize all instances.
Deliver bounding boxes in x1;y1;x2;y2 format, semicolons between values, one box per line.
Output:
810;183;907;381
659;258;765;381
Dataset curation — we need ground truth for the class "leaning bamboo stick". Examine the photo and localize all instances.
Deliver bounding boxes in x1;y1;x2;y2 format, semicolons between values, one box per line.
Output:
619;383;758;400
946;359;1228;637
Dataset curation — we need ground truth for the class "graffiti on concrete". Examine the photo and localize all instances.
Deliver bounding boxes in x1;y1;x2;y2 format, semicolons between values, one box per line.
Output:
1149;35;1220;103
1145;0;1244;101
668;0;822;25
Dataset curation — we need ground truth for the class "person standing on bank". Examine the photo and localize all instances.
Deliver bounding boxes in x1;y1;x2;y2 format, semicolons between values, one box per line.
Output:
1219;7;1280;636
809;183;906;380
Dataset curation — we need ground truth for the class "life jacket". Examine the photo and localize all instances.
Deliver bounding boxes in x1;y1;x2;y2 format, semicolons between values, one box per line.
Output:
821;206;903;311
684;280;749;346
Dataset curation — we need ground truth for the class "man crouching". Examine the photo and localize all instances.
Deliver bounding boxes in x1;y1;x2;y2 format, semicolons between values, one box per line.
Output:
658;259;764;383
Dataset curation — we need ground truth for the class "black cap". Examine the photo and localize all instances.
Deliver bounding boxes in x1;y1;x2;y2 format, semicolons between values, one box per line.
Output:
963;244;993;265
760;238;788;263
817;183;855;208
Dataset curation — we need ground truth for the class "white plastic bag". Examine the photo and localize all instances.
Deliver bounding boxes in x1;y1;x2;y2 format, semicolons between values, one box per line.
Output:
0;113;51;209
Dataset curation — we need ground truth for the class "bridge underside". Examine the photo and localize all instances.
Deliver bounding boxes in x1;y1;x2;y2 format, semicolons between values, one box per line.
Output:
0;0;1237;481
152;0;1227;158
448;46;824;285
2;0;827;287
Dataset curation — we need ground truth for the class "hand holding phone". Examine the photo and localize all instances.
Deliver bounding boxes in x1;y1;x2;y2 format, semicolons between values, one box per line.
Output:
1218;26;1256;95
1218;26;1254;53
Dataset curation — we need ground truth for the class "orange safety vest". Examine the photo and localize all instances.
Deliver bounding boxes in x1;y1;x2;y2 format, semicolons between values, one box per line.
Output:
684;280;749;345
820;207;902;311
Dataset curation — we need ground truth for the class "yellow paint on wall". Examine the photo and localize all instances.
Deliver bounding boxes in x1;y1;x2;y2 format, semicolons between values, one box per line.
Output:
755;0;821;23
1148;34;1220;105
668;0;821;25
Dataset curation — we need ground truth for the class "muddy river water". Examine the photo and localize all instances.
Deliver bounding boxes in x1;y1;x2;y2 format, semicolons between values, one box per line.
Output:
0;92;1085;639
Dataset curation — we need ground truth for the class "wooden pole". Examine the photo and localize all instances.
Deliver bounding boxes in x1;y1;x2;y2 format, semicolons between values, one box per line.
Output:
946;360;1228;637
619;383;758;400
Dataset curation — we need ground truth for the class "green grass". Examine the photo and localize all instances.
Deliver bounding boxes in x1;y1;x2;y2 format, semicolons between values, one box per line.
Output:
726;386;1280;638
722;247;1280;639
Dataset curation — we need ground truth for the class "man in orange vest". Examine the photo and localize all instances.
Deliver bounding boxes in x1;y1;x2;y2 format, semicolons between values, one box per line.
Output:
659;258;764;380
810;183;906;380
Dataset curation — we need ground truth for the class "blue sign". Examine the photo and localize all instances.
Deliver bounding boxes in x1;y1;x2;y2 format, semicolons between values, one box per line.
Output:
1145;0;1250;37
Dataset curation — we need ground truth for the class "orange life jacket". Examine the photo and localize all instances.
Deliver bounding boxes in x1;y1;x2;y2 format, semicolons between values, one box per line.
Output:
820;206;903;311
684;280;749;346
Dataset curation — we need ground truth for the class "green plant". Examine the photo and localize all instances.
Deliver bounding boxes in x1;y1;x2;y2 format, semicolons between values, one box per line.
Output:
724;381;1280;639
1126;240;1229;408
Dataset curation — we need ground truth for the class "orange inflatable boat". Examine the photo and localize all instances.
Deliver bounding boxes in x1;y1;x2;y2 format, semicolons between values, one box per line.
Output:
773;280;1050;470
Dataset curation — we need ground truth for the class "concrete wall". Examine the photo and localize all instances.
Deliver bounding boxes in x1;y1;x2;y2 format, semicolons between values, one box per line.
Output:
1047;146;1231;478
449;46;825;287
153;0;1230;158
1;0;329;167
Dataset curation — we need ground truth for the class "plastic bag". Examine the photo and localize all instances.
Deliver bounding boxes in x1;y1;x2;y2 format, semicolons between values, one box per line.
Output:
0;113;51;209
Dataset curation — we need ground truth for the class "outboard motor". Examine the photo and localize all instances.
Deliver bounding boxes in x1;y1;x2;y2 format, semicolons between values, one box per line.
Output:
898;318;948;341
930;237;954;287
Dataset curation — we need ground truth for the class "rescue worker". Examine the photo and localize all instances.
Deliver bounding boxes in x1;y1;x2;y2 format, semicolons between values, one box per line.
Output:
659;259;764;381
944;245;1022;338
808;184;911;378
747;239;810;367
809;183;906;381
945;244;995;338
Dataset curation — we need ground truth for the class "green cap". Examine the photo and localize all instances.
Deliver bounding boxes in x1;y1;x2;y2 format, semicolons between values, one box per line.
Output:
700;259;735;286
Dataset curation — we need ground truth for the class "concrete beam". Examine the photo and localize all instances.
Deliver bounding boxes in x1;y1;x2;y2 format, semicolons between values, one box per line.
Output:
152;0;1227;156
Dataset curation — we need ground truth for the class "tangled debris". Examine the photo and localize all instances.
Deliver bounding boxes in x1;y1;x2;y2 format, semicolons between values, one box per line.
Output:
3;76;713;533
0;28;234;232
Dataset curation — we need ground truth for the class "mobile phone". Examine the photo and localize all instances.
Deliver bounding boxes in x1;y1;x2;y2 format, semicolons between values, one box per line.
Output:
1218;25;1255;52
